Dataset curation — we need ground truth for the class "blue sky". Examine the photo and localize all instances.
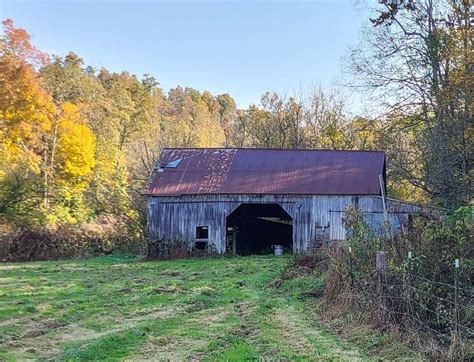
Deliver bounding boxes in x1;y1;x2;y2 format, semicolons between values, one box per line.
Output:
1;0;369;108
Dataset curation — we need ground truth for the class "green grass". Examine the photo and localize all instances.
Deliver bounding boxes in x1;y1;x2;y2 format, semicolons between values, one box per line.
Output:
0;254;365;360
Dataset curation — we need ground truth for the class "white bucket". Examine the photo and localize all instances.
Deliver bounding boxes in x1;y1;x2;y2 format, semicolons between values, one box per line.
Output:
274;245;283;256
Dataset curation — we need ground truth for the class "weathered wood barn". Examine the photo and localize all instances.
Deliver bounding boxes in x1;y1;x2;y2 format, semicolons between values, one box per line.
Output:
146;148;418;255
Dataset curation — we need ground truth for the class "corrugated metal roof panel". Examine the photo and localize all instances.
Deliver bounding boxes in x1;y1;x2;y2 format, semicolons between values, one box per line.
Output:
148;148;386;196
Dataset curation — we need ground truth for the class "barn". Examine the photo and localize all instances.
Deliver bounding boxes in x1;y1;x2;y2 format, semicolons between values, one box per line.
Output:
146;148;418;255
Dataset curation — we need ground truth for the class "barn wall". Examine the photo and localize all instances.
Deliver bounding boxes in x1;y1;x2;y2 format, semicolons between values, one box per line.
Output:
147;194;419;253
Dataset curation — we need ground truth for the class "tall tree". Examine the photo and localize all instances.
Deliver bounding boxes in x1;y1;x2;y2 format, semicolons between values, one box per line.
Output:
216;94;238;146
348;0;473;207
304;88;348;149
0;20;56;222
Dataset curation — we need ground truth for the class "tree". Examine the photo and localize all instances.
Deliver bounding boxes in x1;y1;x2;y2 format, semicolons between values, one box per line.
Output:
162;86;226;148
348;0;473;207
0;21;98;224
304;88;348;149
0;57;54;173
55;103;95;182
216;94;238;146
0;18;48;65
0;20;56;222
235;89;351;150
40;53;107;112
44;102;96;224
346;117;380;151
237;92;305;148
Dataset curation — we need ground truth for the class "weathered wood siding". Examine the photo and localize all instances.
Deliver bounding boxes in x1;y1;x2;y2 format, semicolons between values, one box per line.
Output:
329;211;346;241
147;194;419;253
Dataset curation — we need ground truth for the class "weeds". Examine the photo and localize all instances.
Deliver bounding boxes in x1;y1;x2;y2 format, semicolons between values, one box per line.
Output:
309;205;473;360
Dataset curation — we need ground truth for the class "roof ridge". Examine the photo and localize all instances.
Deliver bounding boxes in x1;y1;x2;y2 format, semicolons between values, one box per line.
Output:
162;147;385;153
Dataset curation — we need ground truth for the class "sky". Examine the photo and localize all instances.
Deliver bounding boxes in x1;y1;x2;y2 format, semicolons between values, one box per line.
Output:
1;0;370;109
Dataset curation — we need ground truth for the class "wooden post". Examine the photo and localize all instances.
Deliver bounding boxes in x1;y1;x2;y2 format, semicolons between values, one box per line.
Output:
348;245;354;288
406;251;413;319
379;174;392;244
376;251;388;328
449;258;462;359
453;259;460;336
379;175;388;222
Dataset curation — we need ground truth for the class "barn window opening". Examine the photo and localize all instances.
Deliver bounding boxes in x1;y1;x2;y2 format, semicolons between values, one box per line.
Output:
196;226;209;239
195;226;209;250
226;203;293;256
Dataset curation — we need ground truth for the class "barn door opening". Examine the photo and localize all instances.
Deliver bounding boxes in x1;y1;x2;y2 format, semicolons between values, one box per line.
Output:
226;203;293;255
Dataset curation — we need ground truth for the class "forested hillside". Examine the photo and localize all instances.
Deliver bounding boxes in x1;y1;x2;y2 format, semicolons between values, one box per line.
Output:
0;0;472;253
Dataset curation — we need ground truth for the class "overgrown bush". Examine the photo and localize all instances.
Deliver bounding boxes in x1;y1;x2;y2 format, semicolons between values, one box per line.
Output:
321;205;473;359
146;239;219;260
281;206;472;359
279;251;326;279
407;206;472;282
146;239;189;260
0;218;146;261
344;205;380;277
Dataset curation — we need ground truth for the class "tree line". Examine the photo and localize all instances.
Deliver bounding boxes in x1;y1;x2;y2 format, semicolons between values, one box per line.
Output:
0;0;471;236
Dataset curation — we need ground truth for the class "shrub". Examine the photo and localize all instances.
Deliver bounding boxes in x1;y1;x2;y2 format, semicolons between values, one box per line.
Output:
0;218;146;261
146;239;220;260
146;239;189;260
320;205;473;359
344;205;380;278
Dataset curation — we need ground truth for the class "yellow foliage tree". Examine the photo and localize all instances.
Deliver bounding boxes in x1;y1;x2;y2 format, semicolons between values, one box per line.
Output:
44;102;96;224
194;102;226;147
0;57;55;174
56;103;96;182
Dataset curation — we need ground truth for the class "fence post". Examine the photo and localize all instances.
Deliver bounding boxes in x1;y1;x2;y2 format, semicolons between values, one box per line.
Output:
349;245;354;288
453;259;460;335
406;251;413;319
448;258;463;359
376;251;388;328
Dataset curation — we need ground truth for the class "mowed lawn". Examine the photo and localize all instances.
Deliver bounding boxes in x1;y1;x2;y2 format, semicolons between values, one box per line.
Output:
0;255;362;360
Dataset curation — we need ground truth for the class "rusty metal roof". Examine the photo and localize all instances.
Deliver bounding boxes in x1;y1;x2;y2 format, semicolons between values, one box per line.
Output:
148;148;386;196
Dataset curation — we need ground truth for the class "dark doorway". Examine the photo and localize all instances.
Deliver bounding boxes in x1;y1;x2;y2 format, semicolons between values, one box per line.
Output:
226;203;293;255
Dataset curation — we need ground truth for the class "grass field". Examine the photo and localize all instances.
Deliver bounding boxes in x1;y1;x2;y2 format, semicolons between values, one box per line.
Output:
0;254;423;361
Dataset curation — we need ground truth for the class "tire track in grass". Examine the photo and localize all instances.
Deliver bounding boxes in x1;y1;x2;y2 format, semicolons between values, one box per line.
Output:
132;307;231;360
262;302;363;360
